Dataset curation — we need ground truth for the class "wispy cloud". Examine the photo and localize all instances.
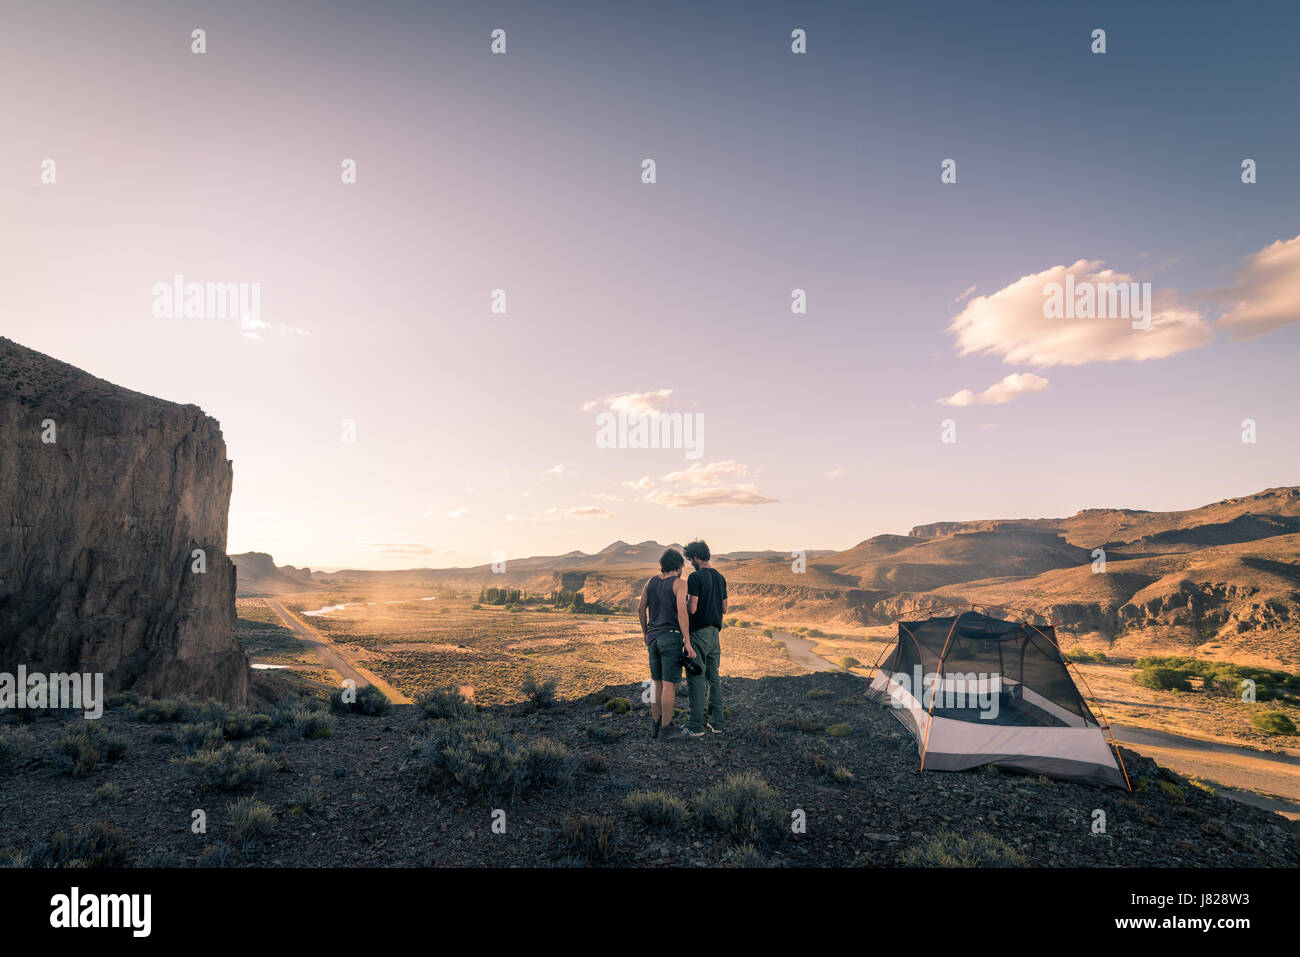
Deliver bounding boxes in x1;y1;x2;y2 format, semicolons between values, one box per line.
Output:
1213;233;1300;340
361;542;443;558
660;460;749;485
546;505;614;519
643;485;776;508
949;260;1211;366
583;389;674;416
630;460;775;508
954;284;977;304
939;372;1049;407
826;468;845;479
508;504;615;521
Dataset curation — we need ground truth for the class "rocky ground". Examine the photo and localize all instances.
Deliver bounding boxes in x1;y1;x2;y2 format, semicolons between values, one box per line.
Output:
2;671;1297;868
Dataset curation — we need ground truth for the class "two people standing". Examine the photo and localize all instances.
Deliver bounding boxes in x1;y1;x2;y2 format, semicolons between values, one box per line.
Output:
637;539;728;741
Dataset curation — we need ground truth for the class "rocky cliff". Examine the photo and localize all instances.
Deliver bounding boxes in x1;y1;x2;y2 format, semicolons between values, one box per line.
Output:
0;338;248;703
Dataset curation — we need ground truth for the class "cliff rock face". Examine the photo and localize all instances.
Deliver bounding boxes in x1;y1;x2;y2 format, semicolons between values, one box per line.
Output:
0;338;249;703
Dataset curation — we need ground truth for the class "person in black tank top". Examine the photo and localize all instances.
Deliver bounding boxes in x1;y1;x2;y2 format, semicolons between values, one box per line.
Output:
637;548;697;741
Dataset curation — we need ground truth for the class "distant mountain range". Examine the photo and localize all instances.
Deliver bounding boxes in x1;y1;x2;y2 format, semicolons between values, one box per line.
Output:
234;486;1300;666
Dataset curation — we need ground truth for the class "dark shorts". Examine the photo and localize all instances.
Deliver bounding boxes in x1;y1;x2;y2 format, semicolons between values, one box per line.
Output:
647;630;684;682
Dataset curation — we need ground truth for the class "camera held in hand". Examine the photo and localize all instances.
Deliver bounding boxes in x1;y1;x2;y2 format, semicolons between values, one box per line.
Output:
679;651;703;677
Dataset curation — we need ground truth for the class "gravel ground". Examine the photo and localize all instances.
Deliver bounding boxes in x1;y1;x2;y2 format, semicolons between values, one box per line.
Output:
1;671;1296;867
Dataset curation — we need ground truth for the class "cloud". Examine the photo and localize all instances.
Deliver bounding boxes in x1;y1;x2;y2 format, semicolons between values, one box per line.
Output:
545;506;614;519
583;389;674;416
629;461;776;508
546;465;569;475
643;484;776;508
826;468;845;478
447;508;467;519
509;504;615;521
1214;234;1300;340
362;542;441;558
948;260;1211;367
939;372;1049;407
660;460;749;485
240;317;310;340
590;492;623;502
954;284;977;304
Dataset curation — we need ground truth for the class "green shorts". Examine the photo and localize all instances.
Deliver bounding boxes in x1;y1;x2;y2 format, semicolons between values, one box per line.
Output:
647;630;684;682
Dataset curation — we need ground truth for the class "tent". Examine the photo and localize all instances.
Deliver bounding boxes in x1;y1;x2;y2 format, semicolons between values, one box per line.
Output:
865;606;1129;789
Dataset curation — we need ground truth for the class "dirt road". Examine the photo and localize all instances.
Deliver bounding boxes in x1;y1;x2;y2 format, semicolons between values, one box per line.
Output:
265;598;411;704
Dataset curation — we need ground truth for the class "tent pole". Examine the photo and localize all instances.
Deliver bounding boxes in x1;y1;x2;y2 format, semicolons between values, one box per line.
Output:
919;614;963;771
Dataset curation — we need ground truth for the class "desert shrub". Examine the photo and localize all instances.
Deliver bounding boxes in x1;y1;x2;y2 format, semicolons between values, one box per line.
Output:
330;684;391;716
780;715;822;734
411;719;572;801
826;723;853;737
136;847;182;867
105;691;141;711
1249;711;1297;735
197;843;239;868
24;822;132;868
517;737;573;789
127;695;225;725
762;628;774;638
175;744;277;792
838;657;861;671
804;750;854;784
750;722;774;747
179;722;225;753
0;727;34;772
470;603;482;610
291;774;326;815
1157;780;1186;803
805;689;832;700
900;831;1026;867
223;709;274;738
624;790;688;829
585;724;622;744
692;772;785;846
1133;666;1193;692
604;698;631;714
227;797;276;848
55;722;128;776
93;782;122;801
560;815;615;863
271;699;335;739
521;676;559;710
1067;649;1108;664
720;844;766;868
807;628;825;638
415;687;475;722
582;753;608;774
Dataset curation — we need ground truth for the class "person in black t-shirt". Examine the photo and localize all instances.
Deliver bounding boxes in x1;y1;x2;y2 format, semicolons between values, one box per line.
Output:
684;539;728;734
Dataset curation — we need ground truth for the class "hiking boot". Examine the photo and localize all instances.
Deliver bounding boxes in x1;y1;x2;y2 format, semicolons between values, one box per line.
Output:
651;716;661;739
706;723;724;734
659;723;682;742
680;726;705;738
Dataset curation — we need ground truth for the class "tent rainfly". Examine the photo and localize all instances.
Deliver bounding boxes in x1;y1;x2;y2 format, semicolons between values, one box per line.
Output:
866;609;1129;789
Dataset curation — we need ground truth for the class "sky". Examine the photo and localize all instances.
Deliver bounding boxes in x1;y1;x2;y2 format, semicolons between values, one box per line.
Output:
2;0;1298;569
